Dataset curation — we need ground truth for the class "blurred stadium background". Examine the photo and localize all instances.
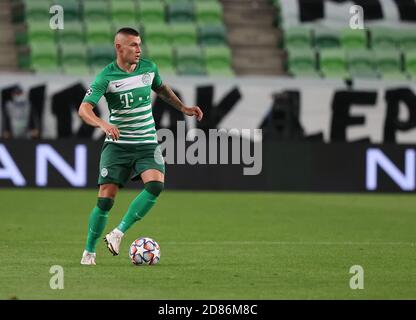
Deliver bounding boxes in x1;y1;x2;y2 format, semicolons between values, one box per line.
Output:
1;0;416;299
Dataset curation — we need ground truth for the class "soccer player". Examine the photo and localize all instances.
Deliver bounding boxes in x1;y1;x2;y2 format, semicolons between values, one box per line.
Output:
78;28;203;265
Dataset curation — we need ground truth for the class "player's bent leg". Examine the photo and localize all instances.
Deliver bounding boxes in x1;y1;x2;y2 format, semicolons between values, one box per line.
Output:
107;170;165;256
98;183;119;198
116;180;164;233
81;184;118;265
141;169;165;184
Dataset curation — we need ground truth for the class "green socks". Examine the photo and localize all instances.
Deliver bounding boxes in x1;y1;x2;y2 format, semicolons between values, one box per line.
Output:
117;181;164;233
84;182;163;252
85;197;114;253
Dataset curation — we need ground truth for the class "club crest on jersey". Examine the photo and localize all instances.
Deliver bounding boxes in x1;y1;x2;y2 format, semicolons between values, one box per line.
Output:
86;88;93;96
142;73;151;86
101;168;108;177
154;146;164;165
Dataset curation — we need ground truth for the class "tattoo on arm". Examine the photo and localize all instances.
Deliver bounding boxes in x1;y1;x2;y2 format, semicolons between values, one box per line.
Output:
154;84;185;112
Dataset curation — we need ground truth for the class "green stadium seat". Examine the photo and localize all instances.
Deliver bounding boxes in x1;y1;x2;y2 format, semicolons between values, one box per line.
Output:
370;27;398;49
284;26;312;49
398;29;416;51
198;23;227;46
167;2;194;23
340;28;367;49
60;43;90;75
404;51;416;79
88;44;115;70
15;30;28;46
145;44;175;74
57;22;84;44
142;23;172;45
62;65;91;76
30;42;60;72
53;0;81;22
175;46;206;75
18;52;31;70
111;1;137;24
112;23;142;35
27;20;56;43
137;2;166;25
83;0;110;22
204;46;233;76
140;44;149;57
163;0;193;3
195;2;223;24
319;49;349;79
110;0;137;5
171;23;197;46
85;22;113;45
314;27;340;49
60;43;87;62
112;17;138;29
376;50;407;80
271;0;283;26
274;12;282;28
24;0;52;22
347;49;379;79
12;1;26;24
163;0;197;5
287;48;320;78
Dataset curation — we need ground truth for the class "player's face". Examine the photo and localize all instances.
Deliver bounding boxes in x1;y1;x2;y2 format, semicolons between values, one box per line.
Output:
120;35;142;64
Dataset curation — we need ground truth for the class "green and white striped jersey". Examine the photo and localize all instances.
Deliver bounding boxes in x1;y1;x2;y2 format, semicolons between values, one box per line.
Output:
83;59;163;144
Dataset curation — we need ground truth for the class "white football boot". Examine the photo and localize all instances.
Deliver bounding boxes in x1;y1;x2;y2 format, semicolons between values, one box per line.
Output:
80;250;96;265
104;229;124;256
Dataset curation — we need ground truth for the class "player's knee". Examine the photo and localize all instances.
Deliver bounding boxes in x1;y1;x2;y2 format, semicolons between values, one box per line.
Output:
144;181;164;197
97;197;114;211
99;184;118;199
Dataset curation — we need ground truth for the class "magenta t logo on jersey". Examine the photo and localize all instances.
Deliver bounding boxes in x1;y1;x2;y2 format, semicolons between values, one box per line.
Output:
120;92;134;108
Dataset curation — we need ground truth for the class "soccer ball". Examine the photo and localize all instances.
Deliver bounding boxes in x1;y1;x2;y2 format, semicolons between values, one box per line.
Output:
129;237;161;266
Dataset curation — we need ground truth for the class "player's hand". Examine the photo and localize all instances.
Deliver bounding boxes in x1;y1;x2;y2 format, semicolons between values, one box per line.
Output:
182;106;203;121
100;123;120;141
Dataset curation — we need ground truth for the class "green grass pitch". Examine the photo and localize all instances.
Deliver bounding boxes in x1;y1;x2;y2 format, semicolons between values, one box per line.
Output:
0;189;415;299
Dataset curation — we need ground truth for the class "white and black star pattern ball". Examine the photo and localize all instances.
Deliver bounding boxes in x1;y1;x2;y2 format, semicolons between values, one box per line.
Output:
129;237;161;266
85;87;93;96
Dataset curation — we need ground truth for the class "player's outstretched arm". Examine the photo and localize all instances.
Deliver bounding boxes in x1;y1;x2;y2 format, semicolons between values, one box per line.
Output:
78;102;120;140
153;84;203;121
